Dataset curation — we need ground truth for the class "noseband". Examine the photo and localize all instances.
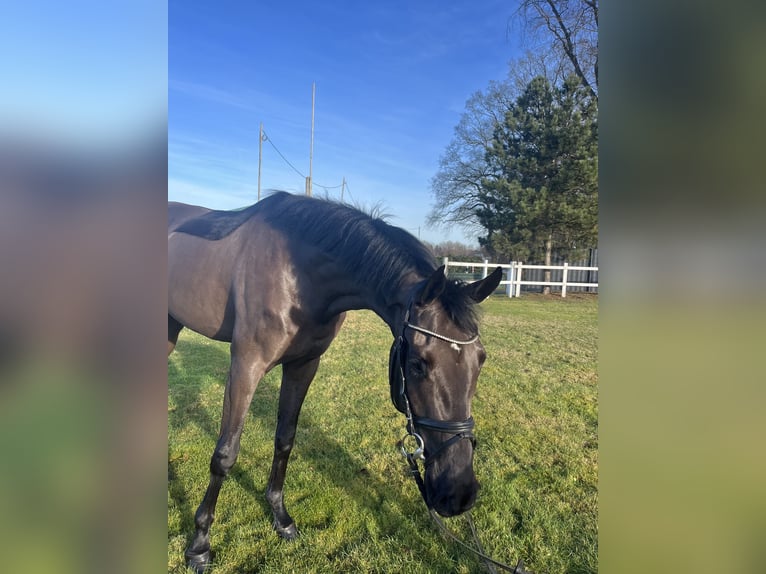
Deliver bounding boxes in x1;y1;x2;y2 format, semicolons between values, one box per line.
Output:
388;305;479;469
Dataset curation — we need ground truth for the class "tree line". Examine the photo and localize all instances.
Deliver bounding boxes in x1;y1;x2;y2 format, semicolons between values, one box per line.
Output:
429;0;597;277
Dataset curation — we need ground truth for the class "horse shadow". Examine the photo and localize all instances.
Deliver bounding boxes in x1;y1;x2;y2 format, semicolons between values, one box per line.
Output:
168;338;451;571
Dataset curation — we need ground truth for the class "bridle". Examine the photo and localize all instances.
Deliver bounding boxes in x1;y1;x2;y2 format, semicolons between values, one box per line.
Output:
388;301;535;574
388;305;479;473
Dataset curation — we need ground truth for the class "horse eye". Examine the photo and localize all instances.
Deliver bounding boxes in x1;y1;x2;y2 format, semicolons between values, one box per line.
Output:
408;357;428;379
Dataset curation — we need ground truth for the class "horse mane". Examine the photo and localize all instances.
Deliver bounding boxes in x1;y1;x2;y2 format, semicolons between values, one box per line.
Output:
439;280;481;334
264;191;434;288
263;192;481;333
174;191;481;332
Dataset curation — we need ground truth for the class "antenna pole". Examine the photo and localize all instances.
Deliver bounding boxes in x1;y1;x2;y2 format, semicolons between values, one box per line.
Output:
258;122;263;201
308;81;315;196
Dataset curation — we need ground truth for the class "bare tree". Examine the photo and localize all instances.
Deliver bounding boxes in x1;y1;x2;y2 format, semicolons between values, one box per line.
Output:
514;0;598;100
427;79;513;236
423;240;486;261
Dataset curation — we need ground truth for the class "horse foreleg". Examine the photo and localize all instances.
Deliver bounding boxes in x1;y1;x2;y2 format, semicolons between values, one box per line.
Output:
265;356;321;540
185;346;265;573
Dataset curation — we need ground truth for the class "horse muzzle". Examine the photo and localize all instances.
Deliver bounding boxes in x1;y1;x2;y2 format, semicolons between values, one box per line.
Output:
425;445;480;517
427;471;480;517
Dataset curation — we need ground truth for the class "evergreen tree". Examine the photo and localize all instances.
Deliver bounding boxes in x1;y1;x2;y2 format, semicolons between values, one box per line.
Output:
479;75;597;272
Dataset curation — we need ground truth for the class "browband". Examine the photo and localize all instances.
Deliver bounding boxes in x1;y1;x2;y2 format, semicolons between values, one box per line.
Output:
404;322;479;346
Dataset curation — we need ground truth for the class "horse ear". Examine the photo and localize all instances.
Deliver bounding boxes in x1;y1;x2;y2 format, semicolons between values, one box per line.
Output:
465;267;503;302
417;265;447;305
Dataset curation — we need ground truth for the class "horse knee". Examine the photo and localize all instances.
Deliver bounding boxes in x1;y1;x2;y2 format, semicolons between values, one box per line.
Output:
210;445;238;476
274;434;295;457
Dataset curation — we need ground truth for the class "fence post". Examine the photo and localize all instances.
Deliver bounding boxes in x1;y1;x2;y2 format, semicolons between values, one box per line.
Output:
482;258;488;279
562;262;568;298
506;262;514;298
442;256;448;276
519;262;525;297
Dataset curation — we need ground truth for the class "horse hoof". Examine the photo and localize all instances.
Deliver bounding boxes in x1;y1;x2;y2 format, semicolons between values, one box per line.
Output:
274;521;299;540
185;548;211;573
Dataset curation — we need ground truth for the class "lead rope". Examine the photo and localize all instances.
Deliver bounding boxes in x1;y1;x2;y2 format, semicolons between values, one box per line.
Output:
427;508;531;574
467;511;498;574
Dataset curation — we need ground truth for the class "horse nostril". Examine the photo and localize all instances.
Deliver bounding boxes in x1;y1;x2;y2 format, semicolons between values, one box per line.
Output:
430;478;479;517
456;483;478;514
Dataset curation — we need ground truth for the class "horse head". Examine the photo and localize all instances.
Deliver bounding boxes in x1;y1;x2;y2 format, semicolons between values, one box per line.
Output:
391;265;502;517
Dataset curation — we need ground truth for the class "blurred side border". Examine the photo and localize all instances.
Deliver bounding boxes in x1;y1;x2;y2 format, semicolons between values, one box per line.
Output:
601;1;766;573
0;2;167;573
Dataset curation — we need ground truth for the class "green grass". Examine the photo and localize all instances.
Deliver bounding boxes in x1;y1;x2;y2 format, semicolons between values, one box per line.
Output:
168;294;598;573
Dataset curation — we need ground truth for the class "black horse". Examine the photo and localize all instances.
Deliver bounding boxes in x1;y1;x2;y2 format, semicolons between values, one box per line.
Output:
168;192;502;571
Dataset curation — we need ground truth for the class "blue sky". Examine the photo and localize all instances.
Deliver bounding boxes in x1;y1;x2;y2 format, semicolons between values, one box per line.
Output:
0;1;166;145
170;1;521;245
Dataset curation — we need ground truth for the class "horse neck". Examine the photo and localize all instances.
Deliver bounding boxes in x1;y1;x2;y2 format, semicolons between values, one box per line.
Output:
318;266;425;336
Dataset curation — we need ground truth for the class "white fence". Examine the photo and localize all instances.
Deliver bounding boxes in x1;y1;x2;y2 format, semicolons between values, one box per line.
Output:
442;257;599;298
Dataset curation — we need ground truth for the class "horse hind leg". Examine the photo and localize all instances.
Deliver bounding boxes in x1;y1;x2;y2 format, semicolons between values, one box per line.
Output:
266;356;321;540
185;346;266;573
168;315;183;356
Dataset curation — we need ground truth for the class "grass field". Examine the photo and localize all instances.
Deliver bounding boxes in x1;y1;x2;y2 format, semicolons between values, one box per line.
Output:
168;294;598;573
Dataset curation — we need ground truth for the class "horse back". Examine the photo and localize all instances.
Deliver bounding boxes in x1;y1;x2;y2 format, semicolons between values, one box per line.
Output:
169;201;211;233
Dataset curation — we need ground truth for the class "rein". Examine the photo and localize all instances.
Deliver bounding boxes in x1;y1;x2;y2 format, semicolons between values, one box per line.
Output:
391;311;534;574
